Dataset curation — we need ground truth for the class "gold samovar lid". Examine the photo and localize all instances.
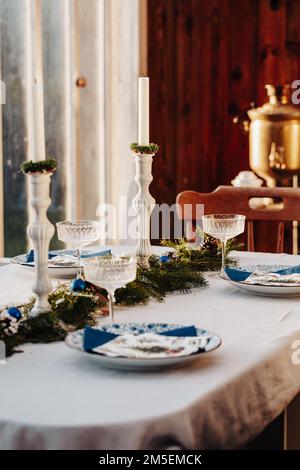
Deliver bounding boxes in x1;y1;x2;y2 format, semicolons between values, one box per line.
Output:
248;84;300;121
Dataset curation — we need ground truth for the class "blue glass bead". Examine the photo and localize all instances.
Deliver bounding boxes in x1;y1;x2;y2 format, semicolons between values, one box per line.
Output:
7;307;22;321
70;278;86;292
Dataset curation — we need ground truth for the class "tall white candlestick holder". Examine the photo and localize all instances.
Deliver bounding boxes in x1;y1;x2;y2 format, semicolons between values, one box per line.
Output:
132;153;155;259
27;172;54;317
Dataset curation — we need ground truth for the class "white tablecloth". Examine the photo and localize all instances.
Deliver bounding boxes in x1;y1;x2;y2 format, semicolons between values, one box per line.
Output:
1;251;300;450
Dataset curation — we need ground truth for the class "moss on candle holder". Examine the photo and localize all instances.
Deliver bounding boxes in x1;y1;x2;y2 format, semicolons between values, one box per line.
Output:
130;143;159;155
20;159;57;174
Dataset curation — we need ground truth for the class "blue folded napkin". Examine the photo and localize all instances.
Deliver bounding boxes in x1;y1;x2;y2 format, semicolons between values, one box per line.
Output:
84;327;119;351
26;250;57;263
26;248;111;264
83;325;198;352
160;325;198;337
81;249;111;259
224;265;300;282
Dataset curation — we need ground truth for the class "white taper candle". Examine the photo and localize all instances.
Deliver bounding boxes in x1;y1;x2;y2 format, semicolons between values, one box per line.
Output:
33;78;46;161
138;77;149;146
32;0;46;161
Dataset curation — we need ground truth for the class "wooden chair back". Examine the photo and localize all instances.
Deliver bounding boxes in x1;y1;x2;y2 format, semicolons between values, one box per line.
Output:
176;186;300;252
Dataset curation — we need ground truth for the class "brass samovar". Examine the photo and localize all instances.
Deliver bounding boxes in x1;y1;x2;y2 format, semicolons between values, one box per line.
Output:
247;84;300;187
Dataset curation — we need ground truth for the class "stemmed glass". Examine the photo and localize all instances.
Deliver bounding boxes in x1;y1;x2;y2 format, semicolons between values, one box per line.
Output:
202;214;245;272
56;220;101;278
83;255;137;323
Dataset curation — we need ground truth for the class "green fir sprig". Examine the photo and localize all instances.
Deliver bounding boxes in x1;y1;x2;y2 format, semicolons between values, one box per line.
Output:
1;284;104;357
20;159;57;174
0;238;240;357
130;143;159;155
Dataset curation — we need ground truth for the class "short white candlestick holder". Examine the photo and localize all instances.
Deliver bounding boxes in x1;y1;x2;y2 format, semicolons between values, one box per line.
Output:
132;153;155;259
27;172;54;317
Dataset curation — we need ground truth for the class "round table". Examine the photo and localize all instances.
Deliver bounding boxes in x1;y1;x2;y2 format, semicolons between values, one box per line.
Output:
1;250;300;449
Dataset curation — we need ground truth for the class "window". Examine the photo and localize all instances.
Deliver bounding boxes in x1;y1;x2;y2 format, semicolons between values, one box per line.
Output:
0;0;140;256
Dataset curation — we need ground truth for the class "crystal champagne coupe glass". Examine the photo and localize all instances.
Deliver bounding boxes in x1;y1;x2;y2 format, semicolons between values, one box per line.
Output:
56;220;101;278
83;255;137;323
202;214;245;272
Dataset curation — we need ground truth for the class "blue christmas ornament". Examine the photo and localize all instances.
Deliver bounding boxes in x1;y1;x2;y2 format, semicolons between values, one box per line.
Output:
70;278;86;292
159;255;170;263
7;307;22;321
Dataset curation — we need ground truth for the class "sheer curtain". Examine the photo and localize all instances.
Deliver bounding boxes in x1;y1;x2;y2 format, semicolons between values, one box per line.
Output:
0;0;140;256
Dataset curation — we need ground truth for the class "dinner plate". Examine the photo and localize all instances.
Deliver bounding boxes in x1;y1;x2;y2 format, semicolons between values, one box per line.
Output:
65;322;222;371
11;246;172;279
222;264;300;297
11;251;79;278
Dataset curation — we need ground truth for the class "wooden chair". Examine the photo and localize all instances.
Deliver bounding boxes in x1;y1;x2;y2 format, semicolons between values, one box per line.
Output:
176;186;300;252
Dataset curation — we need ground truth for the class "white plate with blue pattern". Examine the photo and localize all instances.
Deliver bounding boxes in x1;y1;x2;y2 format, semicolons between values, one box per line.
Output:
222;264;300;297
65;322;222;371
11;246;172;279
11;251;79;278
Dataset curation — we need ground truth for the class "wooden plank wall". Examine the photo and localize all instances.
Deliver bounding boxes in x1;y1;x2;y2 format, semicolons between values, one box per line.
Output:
148;0;300;207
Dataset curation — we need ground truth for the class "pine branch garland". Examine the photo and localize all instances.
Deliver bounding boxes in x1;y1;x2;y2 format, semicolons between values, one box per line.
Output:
0;237;240;357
